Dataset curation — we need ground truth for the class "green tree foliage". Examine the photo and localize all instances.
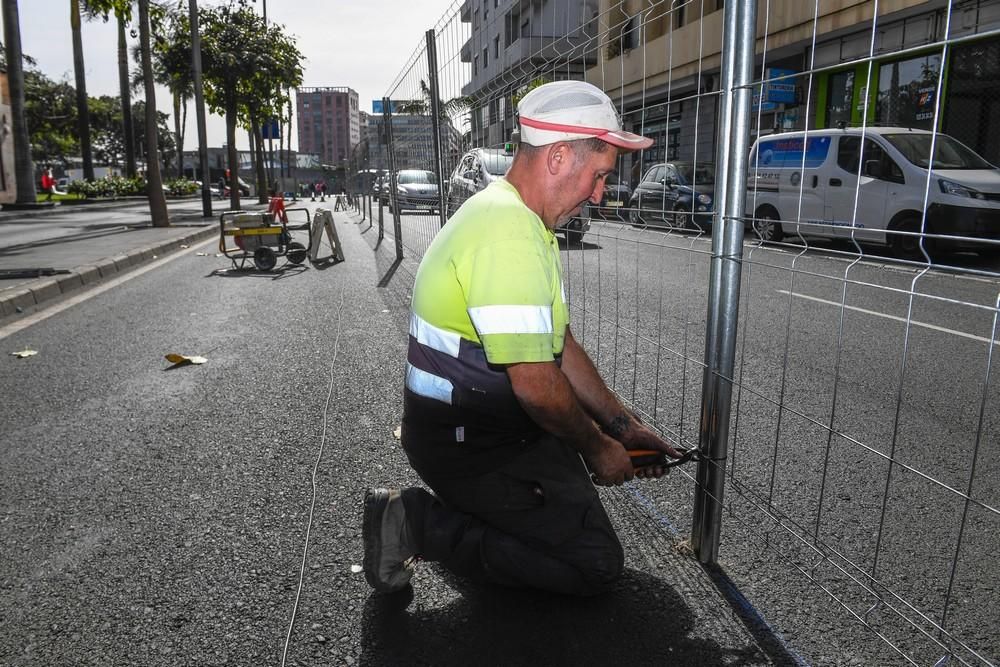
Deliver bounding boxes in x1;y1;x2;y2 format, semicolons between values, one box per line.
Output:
21;64;174;172
146;2;193;178
23;68;78;166
199;1;303;209
82;0;136;176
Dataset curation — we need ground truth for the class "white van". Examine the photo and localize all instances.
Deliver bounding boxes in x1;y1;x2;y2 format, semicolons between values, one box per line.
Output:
746;127;1000;258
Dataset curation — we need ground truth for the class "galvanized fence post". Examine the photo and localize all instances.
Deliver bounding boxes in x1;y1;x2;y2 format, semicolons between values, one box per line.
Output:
382;95;403;261
425;28;447;229
691;0;756;565
378;192;384;243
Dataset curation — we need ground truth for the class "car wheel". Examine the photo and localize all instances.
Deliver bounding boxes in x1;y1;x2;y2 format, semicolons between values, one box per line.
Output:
753;206;783;243
890;216;929;261
628;207;644;228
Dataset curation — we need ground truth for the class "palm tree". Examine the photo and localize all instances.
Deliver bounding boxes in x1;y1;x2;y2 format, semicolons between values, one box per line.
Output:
117;9;136;177
138;0;167;226
70;0;95;179
84;1;135;177
1;0;37;203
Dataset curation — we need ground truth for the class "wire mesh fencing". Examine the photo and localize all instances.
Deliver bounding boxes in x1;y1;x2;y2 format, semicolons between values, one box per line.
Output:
377;0;1000;664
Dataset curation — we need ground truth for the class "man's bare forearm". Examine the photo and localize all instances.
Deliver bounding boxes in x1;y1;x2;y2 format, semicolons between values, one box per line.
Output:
506;360;611;458
559;328;630;431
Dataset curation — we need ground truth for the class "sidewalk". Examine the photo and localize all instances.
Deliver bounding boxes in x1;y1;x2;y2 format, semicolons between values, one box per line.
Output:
0;200;267;320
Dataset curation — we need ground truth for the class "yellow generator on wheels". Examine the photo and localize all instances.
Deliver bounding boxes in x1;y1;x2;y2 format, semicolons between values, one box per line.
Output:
218;211;309;271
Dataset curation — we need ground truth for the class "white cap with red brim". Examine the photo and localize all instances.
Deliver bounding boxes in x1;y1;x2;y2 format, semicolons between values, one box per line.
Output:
516;80;653;151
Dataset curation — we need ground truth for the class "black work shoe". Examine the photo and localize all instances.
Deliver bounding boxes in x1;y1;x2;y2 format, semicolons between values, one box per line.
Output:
363;488;420;593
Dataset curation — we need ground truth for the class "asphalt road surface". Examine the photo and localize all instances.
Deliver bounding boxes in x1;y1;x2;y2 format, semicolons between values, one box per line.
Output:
2;202;996;665
1;205;785;666
389;208;1000;666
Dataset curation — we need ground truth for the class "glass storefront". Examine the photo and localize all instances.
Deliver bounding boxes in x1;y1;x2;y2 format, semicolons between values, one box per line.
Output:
944;38;1000;167
826;70;855;127
875;53;941;129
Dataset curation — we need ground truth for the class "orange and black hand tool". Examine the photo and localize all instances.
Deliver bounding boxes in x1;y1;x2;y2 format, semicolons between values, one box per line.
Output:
628;447;702;469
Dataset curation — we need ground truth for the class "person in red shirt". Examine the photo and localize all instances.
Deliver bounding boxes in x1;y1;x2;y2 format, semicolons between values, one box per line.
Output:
40;168;55;200
267;188;288;224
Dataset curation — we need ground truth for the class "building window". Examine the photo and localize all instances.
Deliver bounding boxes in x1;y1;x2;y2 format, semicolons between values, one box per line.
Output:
608;14;640;59
826;69;855;127
876;53;941;130
672;4;686;29
483;46;488;68
474;54;479;76
494;35;500;59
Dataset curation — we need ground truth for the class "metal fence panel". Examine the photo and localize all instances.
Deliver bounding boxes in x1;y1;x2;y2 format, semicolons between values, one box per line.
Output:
378;1;1000;664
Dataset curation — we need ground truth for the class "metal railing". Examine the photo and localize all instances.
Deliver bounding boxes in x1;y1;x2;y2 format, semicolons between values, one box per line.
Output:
377;1;1000;664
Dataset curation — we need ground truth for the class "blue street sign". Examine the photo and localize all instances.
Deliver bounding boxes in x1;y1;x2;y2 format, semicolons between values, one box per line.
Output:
261;118;281;139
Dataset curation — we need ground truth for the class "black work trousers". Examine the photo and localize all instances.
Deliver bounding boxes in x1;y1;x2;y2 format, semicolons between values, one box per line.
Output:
404;435;624;596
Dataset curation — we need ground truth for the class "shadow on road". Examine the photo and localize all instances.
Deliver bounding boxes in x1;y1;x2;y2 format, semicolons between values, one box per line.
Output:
206;264;310;280
360;567;770;666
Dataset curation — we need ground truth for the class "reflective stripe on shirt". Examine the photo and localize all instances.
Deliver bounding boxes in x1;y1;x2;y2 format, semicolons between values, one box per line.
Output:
467;304;553;336
410;311;461;358
405;363;454;405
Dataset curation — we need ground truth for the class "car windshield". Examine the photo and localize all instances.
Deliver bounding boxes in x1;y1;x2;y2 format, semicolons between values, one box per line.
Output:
482;153;513;175
884;134;993;170
398;171;438;184
676;164;715;185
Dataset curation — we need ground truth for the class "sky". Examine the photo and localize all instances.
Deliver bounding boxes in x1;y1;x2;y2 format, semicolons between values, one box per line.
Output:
6;0;459;153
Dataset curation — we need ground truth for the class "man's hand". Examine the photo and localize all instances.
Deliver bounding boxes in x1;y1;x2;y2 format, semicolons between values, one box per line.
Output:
606;413;683;480
585;433;634;486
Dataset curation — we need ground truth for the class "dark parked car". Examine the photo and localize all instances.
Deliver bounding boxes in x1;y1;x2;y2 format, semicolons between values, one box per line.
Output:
389;169;440;213
446;148;514;217
629;162;715;231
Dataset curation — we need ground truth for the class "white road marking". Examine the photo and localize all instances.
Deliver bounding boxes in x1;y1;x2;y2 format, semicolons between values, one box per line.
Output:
777;289;1000;346
0;236;215;341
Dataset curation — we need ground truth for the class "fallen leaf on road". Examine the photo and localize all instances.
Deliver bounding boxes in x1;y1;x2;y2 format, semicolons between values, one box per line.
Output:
350;564;363;574
180;244;189;249
10;349;38;358
165;353;208;366
393;425;402;439
196;252;209;256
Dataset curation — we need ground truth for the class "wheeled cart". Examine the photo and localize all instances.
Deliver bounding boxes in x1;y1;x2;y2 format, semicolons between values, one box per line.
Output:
218;209;311;271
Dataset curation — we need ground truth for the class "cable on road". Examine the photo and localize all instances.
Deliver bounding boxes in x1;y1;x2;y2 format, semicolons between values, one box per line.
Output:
280;286;346;667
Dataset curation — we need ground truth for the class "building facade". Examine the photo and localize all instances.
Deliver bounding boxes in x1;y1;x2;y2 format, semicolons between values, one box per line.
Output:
295;87;361;167
460;0;600;148
362;112;464;172
591;0;1000;183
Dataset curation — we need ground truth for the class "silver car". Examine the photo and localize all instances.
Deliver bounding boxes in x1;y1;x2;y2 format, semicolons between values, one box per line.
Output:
389;170;440;214
446;148;514;217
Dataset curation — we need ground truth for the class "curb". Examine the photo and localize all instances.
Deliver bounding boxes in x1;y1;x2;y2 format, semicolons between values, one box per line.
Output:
0;224;218;321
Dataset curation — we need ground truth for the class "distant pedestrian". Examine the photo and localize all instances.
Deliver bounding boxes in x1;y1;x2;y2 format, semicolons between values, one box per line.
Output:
319;182;327;202
267;188;288;224
309;182;316;201
40;167;56;201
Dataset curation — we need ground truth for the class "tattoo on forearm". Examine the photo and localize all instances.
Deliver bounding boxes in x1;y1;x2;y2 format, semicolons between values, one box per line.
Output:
603;412;631;439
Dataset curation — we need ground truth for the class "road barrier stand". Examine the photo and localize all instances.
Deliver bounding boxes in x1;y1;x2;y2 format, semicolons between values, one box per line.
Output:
308;208;344;263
